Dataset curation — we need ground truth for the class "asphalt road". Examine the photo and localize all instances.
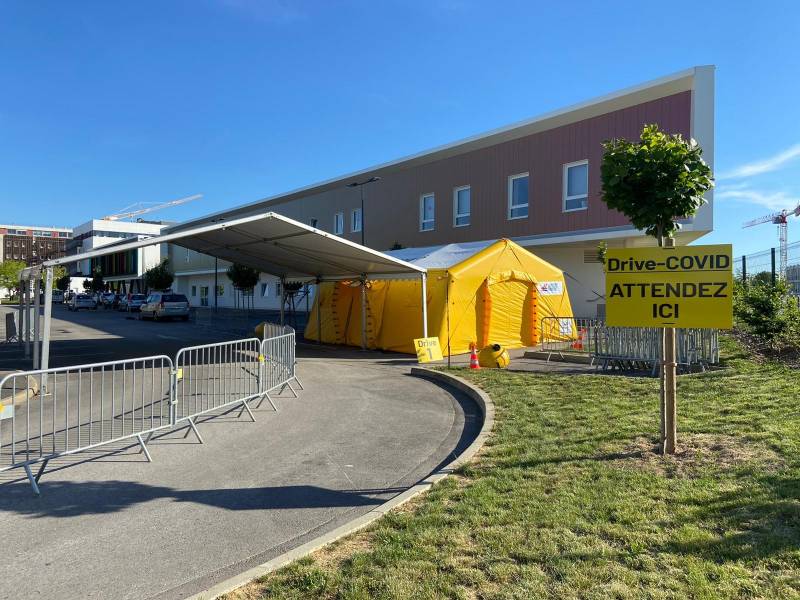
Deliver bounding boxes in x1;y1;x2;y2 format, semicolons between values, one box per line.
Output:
0;305;479;600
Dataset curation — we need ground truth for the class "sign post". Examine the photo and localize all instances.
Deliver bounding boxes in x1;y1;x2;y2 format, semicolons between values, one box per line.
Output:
605;242;733;453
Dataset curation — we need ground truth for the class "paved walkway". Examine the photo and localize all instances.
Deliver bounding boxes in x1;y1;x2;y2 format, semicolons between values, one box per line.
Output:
0;307;479;600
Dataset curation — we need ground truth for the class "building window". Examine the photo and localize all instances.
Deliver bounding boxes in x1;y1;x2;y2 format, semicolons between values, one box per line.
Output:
216;284;224;297
563;160;589;212
261;282;269;297
420;193;435;231
275;282;282;298
191;285;197;297
309;218;318;228
508;173;529;219
351;208;362;232
333;212;344;235
200;286;209;307
453;186;470;227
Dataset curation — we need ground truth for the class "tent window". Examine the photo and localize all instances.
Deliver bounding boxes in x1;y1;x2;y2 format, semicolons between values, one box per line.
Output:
420;194;435;231
508;173;529;219
453;186;470;227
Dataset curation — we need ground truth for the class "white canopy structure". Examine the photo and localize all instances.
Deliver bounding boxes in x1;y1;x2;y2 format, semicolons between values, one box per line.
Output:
18;212;428;371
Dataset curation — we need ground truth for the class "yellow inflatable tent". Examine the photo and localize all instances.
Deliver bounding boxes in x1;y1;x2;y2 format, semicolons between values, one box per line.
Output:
304;239;574;355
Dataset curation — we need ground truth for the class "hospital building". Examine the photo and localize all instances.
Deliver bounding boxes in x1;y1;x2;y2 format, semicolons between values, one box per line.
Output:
170;66;715;318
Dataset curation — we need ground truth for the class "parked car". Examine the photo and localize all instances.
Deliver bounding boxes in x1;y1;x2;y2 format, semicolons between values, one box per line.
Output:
52;290;65;304
69;293;98;311
100;292;118;308
119;293;146;312
139;292;190;321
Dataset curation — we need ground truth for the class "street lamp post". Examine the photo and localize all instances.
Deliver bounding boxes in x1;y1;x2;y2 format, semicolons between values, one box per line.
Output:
347;176;381;246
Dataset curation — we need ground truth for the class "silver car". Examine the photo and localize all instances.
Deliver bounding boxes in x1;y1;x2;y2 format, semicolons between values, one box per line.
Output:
69;293;97;311
139;292;190;321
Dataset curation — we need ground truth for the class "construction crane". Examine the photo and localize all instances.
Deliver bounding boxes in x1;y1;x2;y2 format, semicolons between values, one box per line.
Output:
742;203;800;279
102;194;203;222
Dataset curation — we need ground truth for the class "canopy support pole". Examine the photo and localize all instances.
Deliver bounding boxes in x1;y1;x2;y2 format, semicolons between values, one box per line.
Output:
33;273;41;369
360;276;367;351
421;272;428;338
316;278;322;345
18;278;24;348
24;279;31;359
41;267;53;388
279;276;285;325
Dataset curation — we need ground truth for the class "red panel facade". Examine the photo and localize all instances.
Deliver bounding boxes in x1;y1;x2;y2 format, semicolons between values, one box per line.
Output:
267;90;692;250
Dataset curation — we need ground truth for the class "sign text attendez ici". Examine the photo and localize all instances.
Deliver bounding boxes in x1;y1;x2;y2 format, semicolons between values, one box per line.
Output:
605;244;733;329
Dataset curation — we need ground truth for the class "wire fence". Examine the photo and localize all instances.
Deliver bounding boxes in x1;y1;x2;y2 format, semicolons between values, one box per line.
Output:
735;241;800;294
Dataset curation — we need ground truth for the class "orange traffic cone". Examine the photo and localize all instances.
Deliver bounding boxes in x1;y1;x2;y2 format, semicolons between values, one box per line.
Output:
469;343;480;370
571;327;585;350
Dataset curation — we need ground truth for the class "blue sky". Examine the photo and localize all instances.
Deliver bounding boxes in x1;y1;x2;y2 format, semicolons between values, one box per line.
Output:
1;1;798;257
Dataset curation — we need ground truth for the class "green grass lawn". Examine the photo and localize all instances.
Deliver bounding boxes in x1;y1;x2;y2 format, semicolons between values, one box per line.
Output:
228;337;800;599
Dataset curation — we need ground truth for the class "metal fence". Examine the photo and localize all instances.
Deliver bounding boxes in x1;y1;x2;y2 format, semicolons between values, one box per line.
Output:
537;316;719;374
0;326;300;495
539;317;602;358
0;355;174;493
735;242;800;295
594;326;719;374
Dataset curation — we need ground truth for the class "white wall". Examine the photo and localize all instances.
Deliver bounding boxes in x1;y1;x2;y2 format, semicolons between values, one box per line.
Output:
173;271;313;311
528;246;606;319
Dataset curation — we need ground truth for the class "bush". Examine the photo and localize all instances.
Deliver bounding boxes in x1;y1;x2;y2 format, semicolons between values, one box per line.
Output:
734;278;800;351
143;259;174;291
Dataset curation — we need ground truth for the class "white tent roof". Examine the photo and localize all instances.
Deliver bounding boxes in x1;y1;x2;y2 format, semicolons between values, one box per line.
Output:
385;240;496;269
26;212;425;281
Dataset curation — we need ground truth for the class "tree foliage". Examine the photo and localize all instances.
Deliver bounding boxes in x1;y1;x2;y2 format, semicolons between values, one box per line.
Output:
143;259;174;291
56;272;71;292
600;124;714;242
226;263;260;291
0;260;27;294
734;279;800;351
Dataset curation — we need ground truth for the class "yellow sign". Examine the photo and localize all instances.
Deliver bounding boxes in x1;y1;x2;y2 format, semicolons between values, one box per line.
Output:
605;244;733;329
176;368;183;381
0;402;12;421
414;337;444;363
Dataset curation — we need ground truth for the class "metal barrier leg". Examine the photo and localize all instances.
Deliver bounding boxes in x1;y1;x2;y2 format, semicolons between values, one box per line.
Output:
259;392;277;411
35;459;50;484
137;434;153;462
286;381;298;398
186;417;204;444
293;375;304;390
239;399;256;422
24;465;41;496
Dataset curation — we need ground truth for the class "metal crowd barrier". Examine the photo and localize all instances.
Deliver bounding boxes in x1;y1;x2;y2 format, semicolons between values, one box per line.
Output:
593;325;719;373
0;328;301;495
174;338;264;435
539;317;602;360
0;355;174;494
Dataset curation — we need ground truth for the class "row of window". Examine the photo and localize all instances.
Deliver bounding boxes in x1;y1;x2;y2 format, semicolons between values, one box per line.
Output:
315;161;589;235
190;282;287;302
326;207;363;236
420;160;589;231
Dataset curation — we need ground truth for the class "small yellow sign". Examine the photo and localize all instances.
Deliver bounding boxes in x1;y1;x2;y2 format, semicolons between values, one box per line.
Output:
0;402;13;421
605;244;733;329
414;337;444;363
258;354;265;363
176;368;183;381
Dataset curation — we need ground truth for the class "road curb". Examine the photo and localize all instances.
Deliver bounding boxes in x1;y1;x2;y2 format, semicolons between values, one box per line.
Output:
185;367;494;600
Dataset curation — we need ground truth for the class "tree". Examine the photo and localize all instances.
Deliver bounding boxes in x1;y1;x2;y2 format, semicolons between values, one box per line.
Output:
0;260;27;297
143;259;174;291
56;272;71;292
82;278;92;292
226;263;260;291
601;124;714;455
601;124;713;245
90;267;105;293
226;263;260;309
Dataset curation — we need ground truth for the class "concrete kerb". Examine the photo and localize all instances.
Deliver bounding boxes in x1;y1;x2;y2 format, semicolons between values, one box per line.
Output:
185;367;495;600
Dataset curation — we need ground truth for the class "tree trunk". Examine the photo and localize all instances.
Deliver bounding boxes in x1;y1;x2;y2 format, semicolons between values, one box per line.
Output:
662;236;677;455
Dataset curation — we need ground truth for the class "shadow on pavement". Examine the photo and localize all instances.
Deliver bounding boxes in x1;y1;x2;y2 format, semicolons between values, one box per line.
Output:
0;480;405;518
